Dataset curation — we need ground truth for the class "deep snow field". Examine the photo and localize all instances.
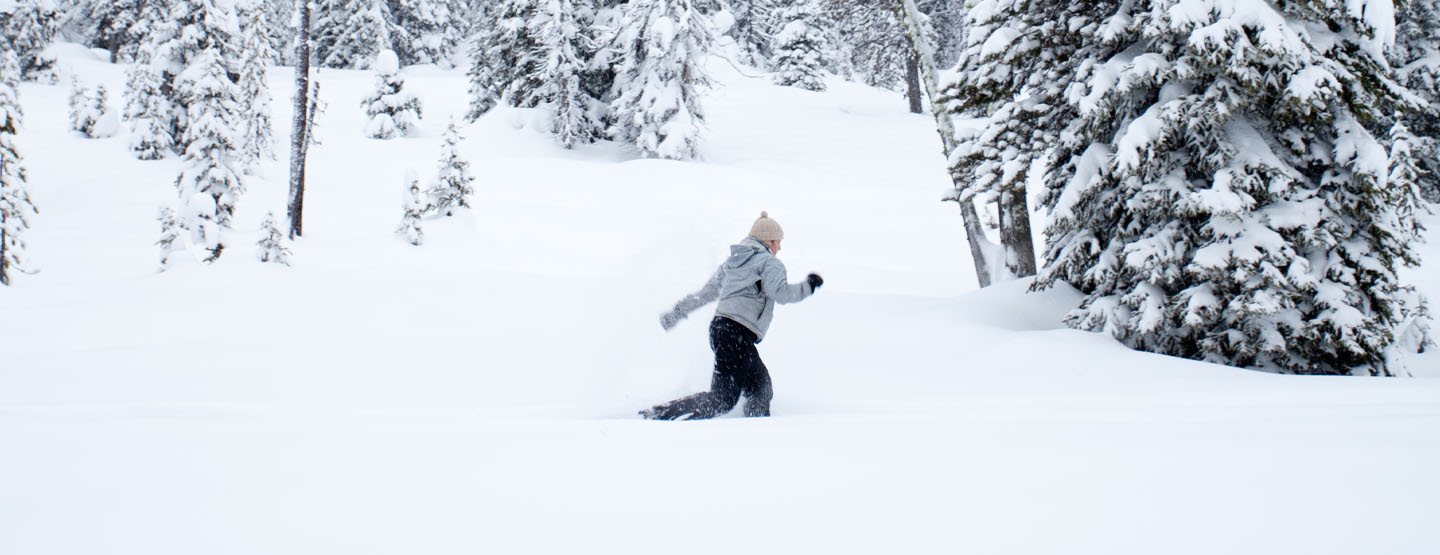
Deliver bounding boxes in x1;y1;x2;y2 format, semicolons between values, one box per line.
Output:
3;44;1440;555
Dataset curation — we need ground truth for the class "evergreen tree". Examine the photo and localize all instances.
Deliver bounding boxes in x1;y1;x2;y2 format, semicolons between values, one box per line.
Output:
315;0;397;69
361;50;423;139
0;51;36;285
465;0;547;119
160;0;242;153
70;81;114;138
255;210;291;265
0;0;59;83
1032;0;1426;376
156;205;182;270
123;58;175;160
78;0;143;62
174;48;245;262
428;120;475;216
770;0;828;91
397;170;425;245
68;78;95;134
537;0;603;147
727;0;776;68
1392;0;1440;201
238;0;276;172
391;0;467;67
607;0;712;160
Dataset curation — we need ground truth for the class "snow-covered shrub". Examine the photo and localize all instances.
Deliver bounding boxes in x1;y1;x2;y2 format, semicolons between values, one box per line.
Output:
362;50;422;139
155;205;182;271
397;170;426;245
256;210;291;265
428;120;476;216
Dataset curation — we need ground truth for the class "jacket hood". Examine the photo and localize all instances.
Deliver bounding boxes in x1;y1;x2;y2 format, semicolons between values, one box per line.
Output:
725;236;769;269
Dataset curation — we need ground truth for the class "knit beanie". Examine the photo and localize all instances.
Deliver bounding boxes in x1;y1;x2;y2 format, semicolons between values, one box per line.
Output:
749;211;784;242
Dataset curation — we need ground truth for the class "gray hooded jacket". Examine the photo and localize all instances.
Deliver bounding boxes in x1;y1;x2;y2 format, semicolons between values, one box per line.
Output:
664;236;814;342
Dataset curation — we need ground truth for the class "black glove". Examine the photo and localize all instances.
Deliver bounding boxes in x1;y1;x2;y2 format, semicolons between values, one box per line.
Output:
807;273;824;290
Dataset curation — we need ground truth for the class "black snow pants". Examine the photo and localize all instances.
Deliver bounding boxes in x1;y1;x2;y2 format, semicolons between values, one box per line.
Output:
646;317;773;420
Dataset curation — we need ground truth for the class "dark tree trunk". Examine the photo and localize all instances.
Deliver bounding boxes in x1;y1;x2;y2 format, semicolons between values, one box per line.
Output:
287;2;311;239
998;189;1037;278
905;50;922;114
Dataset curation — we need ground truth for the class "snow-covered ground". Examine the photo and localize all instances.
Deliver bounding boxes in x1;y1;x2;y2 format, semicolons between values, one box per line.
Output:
3;45;1439;554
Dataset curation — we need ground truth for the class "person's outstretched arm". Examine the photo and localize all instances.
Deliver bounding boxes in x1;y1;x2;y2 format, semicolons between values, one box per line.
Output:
660;265;724;330
760;259;816;305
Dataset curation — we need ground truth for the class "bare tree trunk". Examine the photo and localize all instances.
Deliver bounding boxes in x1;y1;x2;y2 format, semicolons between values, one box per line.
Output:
896;0;994;287
998;188;1037;277
905;45;922;114
286;2;311;240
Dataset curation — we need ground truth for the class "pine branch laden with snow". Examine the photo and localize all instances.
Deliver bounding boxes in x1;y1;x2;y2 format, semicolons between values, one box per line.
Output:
155;205;182;271
428;120;476;216
238;0;276;172
465;0;548;120
0;51;36;286
770;0;828;91
536;0;604;148
1032;0;1428;376
1392;0;1440;202
255;210;292;265
361;51;423;139
315;0;397;69
0;0;59;83
174;48;246;263
123;60;175;160
607;0;713;160
397;170;426;246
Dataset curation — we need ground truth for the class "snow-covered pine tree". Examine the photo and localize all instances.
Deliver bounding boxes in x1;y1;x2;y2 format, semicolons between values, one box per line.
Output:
1392;0;1440;201
465;0;547;119
391;0;466;67
608;0;712;160
1386;120;1433;361
155;205;182;270
770;0;827;91
123;57;175;160
68;78;96;135
267;0;297;64
361;50;423;139
165;0;242;153
1034;0;1426;376
78;0;143;62
0;51;36;285
397;170;425;245
174;48;245;262
428;119;475;216
727;0;776;68
822;0;903;90
536;0;603;148
315;0;396;69
942;0;1087;281
0;0;59;83
255;210;291;265
238;0;276;172
87;85;117;138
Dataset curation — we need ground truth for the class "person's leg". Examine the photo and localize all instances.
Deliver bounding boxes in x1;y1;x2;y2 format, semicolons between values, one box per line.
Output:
643;319;746;420
741;345;773;418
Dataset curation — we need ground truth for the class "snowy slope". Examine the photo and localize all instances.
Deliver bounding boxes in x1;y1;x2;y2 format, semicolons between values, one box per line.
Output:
2;44;1439;555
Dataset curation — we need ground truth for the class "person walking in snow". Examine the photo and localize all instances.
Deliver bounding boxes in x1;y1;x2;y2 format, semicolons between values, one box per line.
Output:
643;212;823;420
